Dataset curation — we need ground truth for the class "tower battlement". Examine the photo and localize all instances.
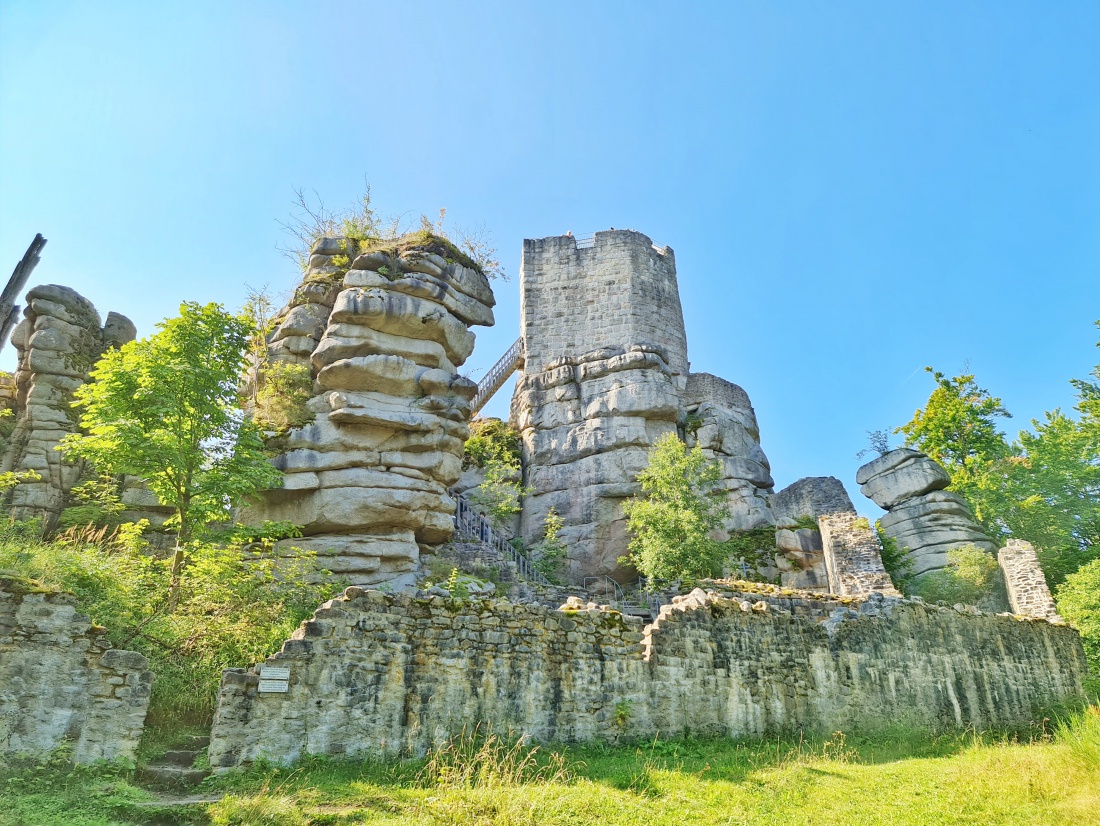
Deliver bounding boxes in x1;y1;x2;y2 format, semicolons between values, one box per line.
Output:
519;230;687;377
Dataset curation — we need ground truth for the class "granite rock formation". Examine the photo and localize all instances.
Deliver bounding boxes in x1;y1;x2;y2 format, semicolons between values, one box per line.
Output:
511;231;776;581
1;285;135;529
246;236;494;588
857;449;997;575
770;476;856;591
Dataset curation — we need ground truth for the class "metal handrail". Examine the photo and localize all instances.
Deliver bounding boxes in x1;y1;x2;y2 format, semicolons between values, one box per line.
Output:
451;490;552;586
471;337;524;415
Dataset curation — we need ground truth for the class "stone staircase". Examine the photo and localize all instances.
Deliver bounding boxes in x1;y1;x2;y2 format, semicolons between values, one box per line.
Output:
137;734;211;789
471;337;524;415
452;489;552;586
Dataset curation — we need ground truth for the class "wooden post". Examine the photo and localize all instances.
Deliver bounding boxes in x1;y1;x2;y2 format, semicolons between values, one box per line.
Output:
0;234;47;355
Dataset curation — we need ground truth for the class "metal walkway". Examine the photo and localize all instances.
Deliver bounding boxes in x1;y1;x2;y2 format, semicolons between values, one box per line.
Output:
452;489;551;586
471;337;524;415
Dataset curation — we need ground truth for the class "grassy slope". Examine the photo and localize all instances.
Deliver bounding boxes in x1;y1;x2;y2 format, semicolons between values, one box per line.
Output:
3;718;1098;826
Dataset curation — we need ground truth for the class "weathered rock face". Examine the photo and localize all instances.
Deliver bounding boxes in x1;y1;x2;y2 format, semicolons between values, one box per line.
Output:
0;577;151;762
858;449;997;575
208;585;1085;767
246;236;494;588
683;372;775;532
511;231;777;581
1;286;135;529
771;476;856;591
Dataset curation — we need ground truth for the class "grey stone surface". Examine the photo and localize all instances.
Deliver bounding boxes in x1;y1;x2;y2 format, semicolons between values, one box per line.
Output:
244;236;494;586
208;584;1086;768
857;450;997;575
0;577;151;762
818;512;901;597
511;231;776;581
857;449;951;509
999;539;1063;622
1;285;135;530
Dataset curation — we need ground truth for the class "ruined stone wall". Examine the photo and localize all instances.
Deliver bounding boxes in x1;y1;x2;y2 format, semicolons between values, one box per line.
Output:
0;577;151;762
2;286;135;530
517;231;688;377
771;477;856;591
246;236;494;589
209;586;1086;768
999;539;1062;622
817;513;901;597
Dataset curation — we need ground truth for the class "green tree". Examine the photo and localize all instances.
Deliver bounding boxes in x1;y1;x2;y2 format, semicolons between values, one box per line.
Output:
896;368;1012;528
1057;558;1100;674
621;433;730;583
60;302;282;605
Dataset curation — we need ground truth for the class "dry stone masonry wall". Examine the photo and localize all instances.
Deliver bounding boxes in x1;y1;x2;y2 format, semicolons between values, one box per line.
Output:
208;585;1086;768
817;512;901;597
857;449;997;575
1;285;135;530
999;539;1063;622
246;236;495;587
0;577;151;762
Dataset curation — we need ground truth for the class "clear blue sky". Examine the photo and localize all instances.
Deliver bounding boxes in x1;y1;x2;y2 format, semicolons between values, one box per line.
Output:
2;1;1098;509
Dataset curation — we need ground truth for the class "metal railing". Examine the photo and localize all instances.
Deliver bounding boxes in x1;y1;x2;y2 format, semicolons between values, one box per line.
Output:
471;337;524;415
583;576;662;617
573;233;596;249
452;490;552;586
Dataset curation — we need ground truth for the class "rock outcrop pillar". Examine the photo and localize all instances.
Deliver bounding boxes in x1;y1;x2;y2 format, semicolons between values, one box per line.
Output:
246;235;495;589
856;449;997;575
1;285;135;529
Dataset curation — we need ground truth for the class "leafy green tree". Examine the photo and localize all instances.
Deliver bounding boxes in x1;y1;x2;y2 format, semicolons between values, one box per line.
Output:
1057;558;1100;674
896;368;1012;528
60;302;282;605
621;433;731;583
530;507;568;584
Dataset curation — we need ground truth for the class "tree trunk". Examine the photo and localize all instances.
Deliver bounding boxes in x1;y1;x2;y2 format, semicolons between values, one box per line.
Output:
166;500;191;611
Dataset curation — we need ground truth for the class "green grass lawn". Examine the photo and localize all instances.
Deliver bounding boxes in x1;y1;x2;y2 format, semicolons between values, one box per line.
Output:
3;711;1099;826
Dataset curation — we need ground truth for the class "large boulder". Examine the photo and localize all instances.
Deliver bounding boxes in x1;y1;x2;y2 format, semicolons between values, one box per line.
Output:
856;449;951;509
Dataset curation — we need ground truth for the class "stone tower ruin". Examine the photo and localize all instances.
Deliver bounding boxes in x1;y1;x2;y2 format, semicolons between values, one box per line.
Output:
510;230;776;581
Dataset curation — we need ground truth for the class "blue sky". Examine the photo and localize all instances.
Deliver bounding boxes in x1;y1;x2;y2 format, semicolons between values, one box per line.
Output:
2;1;1098;509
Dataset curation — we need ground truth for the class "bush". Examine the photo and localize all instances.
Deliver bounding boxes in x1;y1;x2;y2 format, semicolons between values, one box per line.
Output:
911;544;998;606
1057;558;1100;674
0;520;341;724
463;418;522;470
530;508;568;584
253;361;313;432
621;433;731;583
876;522;915;592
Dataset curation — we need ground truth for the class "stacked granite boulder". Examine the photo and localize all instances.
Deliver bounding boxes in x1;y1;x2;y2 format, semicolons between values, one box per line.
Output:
682;372;775;533
857;448;996;576
246;235;495;589
1;285;135;529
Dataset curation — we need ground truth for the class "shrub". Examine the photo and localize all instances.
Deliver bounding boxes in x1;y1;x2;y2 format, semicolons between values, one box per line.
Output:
530;507;568;584
253;361;313;432
463;418;522;470
911;544;998;605
876;522;916;592
621;433;731;583
0;521;340;724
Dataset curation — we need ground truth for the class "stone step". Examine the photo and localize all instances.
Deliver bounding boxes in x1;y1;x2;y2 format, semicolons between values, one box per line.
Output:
182;734;210;749
137;764;211;789
162;749;200;766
